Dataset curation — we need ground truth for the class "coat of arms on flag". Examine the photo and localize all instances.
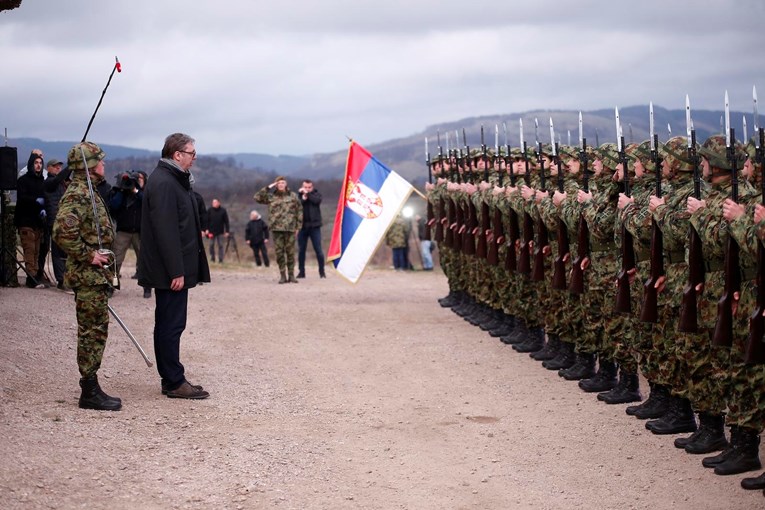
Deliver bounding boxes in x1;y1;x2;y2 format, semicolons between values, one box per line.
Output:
328;141;415;283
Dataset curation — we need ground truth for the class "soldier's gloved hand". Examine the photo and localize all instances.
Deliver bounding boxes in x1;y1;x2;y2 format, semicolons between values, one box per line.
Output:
36;197;45;206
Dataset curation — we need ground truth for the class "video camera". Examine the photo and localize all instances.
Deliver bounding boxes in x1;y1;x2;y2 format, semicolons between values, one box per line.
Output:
115;171;139;191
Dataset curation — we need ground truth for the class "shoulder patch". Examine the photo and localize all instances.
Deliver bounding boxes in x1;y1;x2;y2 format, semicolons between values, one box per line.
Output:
64;214;78;228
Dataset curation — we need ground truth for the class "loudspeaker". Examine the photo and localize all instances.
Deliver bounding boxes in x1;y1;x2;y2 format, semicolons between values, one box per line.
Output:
0;147;18;190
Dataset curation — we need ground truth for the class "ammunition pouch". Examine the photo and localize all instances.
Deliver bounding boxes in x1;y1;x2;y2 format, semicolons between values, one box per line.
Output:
635;248;650;263
664;250;685;265
741;266;757;282
704;258;724;273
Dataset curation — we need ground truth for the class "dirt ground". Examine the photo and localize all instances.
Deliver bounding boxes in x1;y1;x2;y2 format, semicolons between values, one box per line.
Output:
1;262;763;509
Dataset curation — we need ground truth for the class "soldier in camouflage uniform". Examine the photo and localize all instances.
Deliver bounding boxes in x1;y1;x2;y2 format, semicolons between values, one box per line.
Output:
686;135;761;476
254;176;302;283
52;141;121;411
1;192;18;286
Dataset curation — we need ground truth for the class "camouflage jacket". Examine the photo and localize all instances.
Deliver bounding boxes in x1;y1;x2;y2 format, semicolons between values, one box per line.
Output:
619;175;661;264
254;186;303;232
52;172;114;288
385;216;409;248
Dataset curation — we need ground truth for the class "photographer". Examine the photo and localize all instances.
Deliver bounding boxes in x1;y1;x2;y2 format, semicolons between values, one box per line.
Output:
109;170;151;298
297;179;325;278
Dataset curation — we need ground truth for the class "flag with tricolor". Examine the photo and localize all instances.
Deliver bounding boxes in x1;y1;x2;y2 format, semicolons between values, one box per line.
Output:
328;141;415;283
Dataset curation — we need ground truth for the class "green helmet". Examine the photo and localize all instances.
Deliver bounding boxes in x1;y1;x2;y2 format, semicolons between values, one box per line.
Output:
67;141;105;171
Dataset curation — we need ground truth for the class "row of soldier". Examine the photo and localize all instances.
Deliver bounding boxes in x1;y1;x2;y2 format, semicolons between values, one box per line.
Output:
424;117;765;495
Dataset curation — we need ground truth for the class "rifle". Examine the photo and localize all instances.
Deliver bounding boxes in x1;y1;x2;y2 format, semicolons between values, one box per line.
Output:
487;125;502;266
531;118;549;282
746;87;765;362
462;129;477;256
679;96;705;332
569;112;590;295
615;107;636;314
504;122;519;273
712;91;740;348
517;119;534;276
640;103;664;323
424;136;434;242
550;118;569;290
476;126;490;259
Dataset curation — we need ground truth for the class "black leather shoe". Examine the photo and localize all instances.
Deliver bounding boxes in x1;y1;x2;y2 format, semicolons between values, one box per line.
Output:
296;271;306;279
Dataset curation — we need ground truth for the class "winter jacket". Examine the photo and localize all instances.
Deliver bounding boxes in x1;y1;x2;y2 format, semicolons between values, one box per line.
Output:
245;218;269;244
137;159;210;290
300;189;323;228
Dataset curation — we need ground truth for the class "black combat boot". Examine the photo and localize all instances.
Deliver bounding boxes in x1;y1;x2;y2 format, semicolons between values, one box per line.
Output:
512;327;544;353
559;352;596;380
465;303;489;326
480;308;505;332
489;314;515;338
628;383;670;419
530;333;561;361
713;427;761;476
703;425;738;468
684;413;729;454
542;341;576;370
453;295;476;317
578;358;618;392
439;290;459;307
646;396;696;434
598;369;641;404
741;471;765;490
501;319;527;345
79;376;122;411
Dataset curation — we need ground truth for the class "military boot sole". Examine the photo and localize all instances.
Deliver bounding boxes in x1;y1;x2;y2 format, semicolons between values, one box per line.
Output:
79;398;122;411
601;391;642;405
512;341;544;353
633;404;670;420
702;448;734;468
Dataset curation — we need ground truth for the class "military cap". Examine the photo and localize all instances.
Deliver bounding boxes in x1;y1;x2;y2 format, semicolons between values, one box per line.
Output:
658;136;695;174
698;134;745;171
597;143;620;169
274;175;287;182
67;141;105;171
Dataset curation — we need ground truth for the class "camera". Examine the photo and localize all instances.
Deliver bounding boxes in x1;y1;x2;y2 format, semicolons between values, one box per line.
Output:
115;171;138;191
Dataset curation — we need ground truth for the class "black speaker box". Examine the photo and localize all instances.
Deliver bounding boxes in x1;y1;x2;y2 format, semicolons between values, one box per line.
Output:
0;147;18;190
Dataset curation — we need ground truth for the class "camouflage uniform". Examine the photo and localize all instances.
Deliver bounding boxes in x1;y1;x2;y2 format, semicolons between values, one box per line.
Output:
254;183;302;277
1;194;18;286
52;143;115;379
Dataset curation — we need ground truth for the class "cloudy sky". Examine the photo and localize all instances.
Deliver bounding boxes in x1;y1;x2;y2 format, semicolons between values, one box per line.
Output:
2;0;764;156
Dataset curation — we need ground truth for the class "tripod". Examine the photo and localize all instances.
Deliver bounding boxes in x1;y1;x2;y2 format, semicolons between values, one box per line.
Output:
224;232;240;263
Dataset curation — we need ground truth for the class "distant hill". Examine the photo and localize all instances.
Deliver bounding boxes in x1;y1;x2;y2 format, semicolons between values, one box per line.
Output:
294;105;751;186
7;104;749;185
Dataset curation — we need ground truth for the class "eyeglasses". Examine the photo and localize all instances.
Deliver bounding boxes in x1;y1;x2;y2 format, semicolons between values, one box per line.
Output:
178;150;197;157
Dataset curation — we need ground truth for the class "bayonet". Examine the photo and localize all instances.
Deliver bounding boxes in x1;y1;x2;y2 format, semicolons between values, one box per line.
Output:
755;85;761;148
567;129;571;147
685;96;692;149
667;123;672;138
615;106;622;152
549;118;556;157
650;102;656;150
725;90;731;147
744;116;748;143
445;131;450;154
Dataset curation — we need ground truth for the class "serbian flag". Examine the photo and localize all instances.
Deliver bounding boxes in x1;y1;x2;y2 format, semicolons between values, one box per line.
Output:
328;141;414;283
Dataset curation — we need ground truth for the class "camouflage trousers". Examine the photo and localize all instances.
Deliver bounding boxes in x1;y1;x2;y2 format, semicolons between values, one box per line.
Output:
73;285;110;378
112;231;140;275
18;226;42;276
272;231;296;273
725;279;765;431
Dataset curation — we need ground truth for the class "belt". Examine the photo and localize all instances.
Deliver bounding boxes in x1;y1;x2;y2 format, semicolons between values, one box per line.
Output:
590;240;616;253
704;259;724;273
664;250;685;265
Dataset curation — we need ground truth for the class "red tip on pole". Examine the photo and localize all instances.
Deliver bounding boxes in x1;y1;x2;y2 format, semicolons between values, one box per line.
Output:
115;56;121;73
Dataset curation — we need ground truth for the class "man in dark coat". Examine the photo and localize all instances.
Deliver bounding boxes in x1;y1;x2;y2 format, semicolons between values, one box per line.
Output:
14;151;47;287
245;210;270;267
137;133;210;400
296;179;325;278
43;159;72;288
